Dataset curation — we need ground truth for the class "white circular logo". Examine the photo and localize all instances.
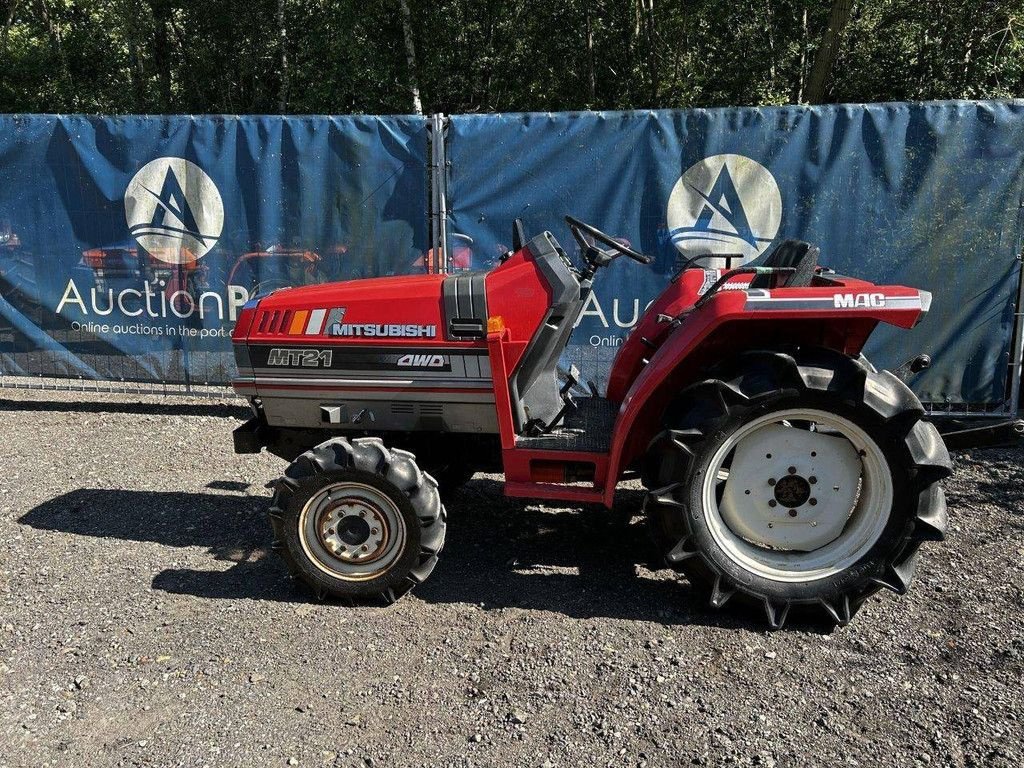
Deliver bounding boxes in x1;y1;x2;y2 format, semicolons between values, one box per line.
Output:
125;157;224;265
666;153;782;267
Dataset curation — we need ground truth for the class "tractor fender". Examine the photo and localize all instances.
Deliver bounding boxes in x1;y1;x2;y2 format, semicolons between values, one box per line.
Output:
601;286;930;506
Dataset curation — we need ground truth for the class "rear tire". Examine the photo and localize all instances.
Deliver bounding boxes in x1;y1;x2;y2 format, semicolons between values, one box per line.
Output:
269;437;446;602
643;348;950;628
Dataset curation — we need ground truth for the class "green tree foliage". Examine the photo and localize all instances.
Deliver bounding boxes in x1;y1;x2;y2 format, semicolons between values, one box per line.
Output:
0;0;1021;114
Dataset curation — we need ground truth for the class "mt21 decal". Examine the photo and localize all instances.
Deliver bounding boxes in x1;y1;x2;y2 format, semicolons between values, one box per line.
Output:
267;348;334;367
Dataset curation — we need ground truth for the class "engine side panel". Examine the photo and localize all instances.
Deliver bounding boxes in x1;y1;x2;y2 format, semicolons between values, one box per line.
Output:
233;272;501;434
236;342;498;432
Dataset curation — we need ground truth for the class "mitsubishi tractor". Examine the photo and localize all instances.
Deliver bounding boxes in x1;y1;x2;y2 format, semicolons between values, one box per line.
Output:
230;217;950;628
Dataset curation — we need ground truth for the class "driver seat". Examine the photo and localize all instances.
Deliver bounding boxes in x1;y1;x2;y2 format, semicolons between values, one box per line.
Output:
748;239;819;288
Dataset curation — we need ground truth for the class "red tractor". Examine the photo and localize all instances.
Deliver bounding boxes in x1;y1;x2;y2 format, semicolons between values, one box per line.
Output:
231;217;949;627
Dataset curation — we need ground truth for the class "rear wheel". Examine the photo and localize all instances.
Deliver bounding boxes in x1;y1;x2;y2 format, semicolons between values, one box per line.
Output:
270;437;446;602
644;348;950;628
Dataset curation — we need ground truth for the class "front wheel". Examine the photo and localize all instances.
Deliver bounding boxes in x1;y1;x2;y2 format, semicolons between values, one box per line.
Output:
644;348;950;628
269;437;446;602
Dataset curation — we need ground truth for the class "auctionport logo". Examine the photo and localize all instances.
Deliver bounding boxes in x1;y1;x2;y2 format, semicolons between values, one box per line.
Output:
666;153;782;266
124;157;224;264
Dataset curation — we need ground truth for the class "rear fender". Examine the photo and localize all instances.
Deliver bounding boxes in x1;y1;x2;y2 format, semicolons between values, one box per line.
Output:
601;286;930;505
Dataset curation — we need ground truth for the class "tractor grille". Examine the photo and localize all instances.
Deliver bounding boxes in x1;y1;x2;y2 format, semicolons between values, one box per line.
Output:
253;309;293;335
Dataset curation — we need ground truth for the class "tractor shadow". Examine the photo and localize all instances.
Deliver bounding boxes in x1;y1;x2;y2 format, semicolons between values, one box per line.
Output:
18;479;777;628
416;478;710;623
0;397;248;419
18;486;302;603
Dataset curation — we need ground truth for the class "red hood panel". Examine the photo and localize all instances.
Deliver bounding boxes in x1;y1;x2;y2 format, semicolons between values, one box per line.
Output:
245;274;450;344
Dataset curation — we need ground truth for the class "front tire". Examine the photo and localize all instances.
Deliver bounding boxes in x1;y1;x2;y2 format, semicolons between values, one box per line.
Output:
269;437;446;602
644;348;950;628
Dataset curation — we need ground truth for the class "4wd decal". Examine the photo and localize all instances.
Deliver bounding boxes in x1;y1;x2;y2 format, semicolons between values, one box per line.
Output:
397;353;448;368
266;348;333;367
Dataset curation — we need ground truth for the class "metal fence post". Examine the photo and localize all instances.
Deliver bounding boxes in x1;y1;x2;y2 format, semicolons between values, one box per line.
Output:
428;113;449;274
1007;248;1024;416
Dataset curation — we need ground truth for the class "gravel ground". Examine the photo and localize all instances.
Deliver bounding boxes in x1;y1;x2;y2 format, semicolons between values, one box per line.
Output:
0;389;1022;768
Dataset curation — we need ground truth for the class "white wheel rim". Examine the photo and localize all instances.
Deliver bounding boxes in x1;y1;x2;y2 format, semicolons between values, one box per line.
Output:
701;408;893;583
298;481;407;581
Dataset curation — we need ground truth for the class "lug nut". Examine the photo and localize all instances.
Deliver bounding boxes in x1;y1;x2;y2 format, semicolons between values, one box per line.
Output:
788;466;797;474
768;478;777;486
809;476;817;484
809;498;817;506
768;500;777;508
788;509;798;517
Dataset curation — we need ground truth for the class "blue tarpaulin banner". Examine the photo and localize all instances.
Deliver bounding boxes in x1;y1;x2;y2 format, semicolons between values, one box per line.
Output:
447;103;1024;408
1;104;1022;407
0;115;429;385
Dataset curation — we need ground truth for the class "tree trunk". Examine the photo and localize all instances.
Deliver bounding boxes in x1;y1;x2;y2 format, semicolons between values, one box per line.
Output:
277;0;289;112
642;0;658;104
804;0;854;104
796;6;808;102
960;16;979;96
2;0;22;55
36;0;74;103
586;7;595;103
398;0;422;115
149;0;173;111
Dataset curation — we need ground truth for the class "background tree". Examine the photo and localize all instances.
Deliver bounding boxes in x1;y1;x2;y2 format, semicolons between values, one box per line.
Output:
0;0;1020;114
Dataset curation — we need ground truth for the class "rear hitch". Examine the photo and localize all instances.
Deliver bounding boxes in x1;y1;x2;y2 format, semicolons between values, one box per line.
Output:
893;353;932;382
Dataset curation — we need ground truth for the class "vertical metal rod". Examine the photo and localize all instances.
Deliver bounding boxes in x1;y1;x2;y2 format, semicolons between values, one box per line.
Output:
429;112;449;274
1007;250;1024;416
427;116;438;270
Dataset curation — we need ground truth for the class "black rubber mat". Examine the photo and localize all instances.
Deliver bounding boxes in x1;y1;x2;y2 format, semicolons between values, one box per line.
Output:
515;397;619;452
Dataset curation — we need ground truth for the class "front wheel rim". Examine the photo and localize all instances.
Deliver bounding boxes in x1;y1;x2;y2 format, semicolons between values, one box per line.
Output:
298;481;407;581
701;408;894;583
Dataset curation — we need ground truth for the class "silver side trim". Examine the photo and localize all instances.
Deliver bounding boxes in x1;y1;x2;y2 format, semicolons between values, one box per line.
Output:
743;294;923;311
240;375;493;390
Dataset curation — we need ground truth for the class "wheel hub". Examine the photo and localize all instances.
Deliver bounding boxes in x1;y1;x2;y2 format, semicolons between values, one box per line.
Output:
718;421;863;552
337;515;371;546
773;474;811;508
319;500;389;563
298;481;407;581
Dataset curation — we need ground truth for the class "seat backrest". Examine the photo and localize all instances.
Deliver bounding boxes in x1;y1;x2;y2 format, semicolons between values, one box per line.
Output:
749;239;819;289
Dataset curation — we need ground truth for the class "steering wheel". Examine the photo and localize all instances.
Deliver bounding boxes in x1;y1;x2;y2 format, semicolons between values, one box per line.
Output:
565;215;653;266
